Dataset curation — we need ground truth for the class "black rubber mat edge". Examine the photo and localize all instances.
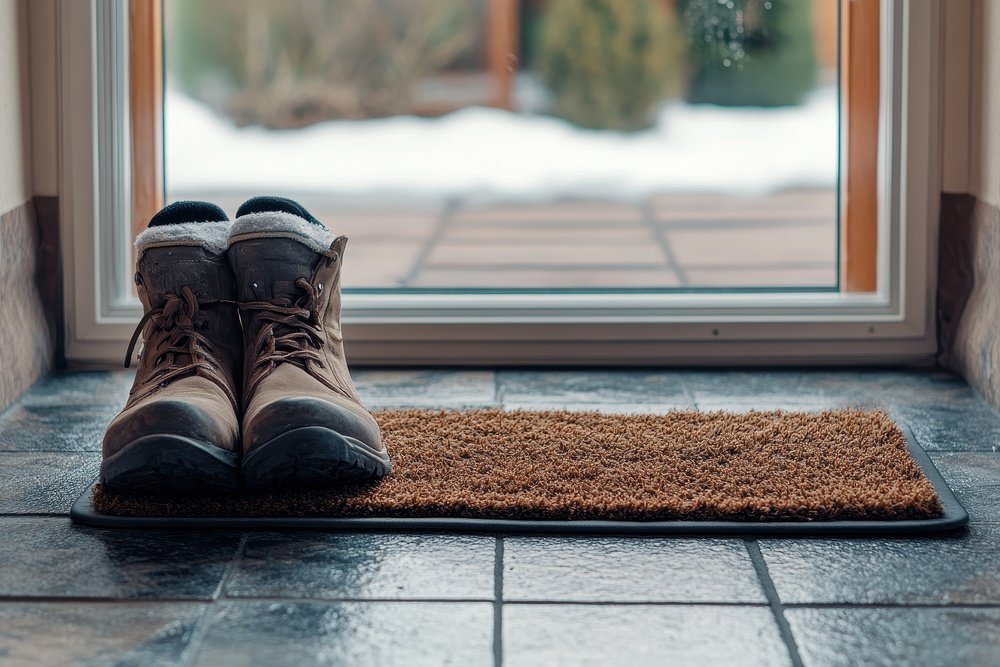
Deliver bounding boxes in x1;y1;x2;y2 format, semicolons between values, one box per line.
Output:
70;424;969;535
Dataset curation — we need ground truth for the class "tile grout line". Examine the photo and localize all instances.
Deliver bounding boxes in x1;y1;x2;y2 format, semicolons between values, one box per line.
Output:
676;375;698;411
2;596;1000;609
493;536;504;667
213;533;248;601
182;534;249;667
745;539;804;667
181;602;216;667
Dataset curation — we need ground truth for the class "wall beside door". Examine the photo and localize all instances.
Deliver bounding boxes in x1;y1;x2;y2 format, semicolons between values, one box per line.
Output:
938;0;1000;408
0;0;54;411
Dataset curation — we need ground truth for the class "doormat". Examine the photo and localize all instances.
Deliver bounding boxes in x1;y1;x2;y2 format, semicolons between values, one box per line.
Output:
71;409;968;535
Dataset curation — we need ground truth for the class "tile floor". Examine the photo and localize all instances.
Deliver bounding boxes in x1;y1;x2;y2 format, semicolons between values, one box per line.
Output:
185;190;839;290
1;368;999;666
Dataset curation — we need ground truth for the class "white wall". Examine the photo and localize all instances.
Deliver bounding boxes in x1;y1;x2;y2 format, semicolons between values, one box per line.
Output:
969;0;1000;208
28;0;56;198
0;0;31;214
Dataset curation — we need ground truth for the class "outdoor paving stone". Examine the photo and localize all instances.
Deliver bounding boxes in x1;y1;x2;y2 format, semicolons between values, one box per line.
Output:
0;602;205;667
892;402;1000;451
503;604;790;667
353;370;497;408
425;240;666;267
678;267;836;288
786;607;1000;667
14;371;133;408
0;517;240;599
647;188;835;220
759;524;1000;604
408;267;683;289
0;403;119;452
226;533;495;600
341;241;424;289
443;223;654;243
497;370;690;407
0;452;100;514
503;537;765;603
930;453;1000;523
193;601;493;667
665;225;836;266
450;200;645;224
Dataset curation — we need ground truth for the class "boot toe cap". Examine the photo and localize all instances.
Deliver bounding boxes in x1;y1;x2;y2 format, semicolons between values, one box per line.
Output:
243;396;383;456
103;398;233;458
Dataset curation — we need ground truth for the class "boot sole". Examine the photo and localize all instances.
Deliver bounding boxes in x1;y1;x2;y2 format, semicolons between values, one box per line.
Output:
241;426;391;493
99;435;239;495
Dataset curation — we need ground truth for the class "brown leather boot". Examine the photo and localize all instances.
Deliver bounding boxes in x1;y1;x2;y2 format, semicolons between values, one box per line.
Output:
228;196;390;492
100;202;242;494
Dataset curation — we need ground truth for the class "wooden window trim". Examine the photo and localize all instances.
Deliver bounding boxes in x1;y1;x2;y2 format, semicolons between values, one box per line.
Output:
128;0;163;241
840;0;879;292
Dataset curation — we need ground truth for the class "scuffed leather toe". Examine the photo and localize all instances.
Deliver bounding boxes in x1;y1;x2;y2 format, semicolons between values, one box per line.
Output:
242;396;383;458
103;399;231;459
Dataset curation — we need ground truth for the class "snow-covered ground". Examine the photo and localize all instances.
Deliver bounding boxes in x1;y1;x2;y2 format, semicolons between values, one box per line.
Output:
165;85;837;204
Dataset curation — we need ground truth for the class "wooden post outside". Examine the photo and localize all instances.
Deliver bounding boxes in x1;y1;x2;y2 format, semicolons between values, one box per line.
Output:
840;0;879;292
487;0;519;110
129;0;164;240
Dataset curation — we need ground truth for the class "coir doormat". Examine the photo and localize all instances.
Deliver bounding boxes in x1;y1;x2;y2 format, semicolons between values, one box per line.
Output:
71;409;968;535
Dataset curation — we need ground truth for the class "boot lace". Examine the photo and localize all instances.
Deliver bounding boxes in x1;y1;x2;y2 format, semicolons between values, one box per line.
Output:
239;277;338;400
125;285;239;412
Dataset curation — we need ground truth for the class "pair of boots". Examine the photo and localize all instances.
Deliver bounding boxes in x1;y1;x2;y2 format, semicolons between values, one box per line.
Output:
100;197;391;495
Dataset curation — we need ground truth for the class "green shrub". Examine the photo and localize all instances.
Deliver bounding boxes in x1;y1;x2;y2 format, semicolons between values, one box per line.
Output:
680;0;817;107
167;0;478;128
535;0;682;132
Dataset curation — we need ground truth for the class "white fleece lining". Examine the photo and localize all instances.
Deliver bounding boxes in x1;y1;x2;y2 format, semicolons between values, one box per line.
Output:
229;211;337;252
134;221;232;257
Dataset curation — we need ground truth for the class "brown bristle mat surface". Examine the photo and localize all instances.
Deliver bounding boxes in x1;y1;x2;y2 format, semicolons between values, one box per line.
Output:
92;409;943;522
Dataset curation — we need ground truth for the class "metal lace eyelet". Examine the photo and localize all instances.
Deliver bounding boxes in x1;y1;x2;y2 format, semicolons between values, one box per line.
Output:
318;283;324;293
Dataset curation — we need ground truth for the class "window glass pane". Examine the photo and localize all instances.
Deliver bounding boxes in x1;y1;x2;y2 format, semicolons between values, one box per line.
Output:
163;0;839;292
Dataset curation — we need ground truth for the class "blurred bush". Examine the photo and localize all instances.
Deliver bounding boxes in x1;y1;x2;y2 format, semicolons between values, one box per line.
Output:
535;0;682;132
169;0;479;128
680;0;817;107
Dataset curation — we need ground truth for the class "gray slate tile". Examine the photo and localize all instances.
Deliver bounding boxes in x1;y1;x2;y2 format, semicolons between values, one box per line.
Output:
15;371;133;408
681;369;976;409
503;604;791;667
226;532;495;600
192;601;493;667
497;371;691;408
931;453;1000;523
694;399;850;413
0;403;118;452
892;402;1000;451
503;537;765;603
760;525;1000;604
786;607;1000;667
353;370;497;408
0;452;100;514
0;602;204;667
680;370;853;406
0;518;240;599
